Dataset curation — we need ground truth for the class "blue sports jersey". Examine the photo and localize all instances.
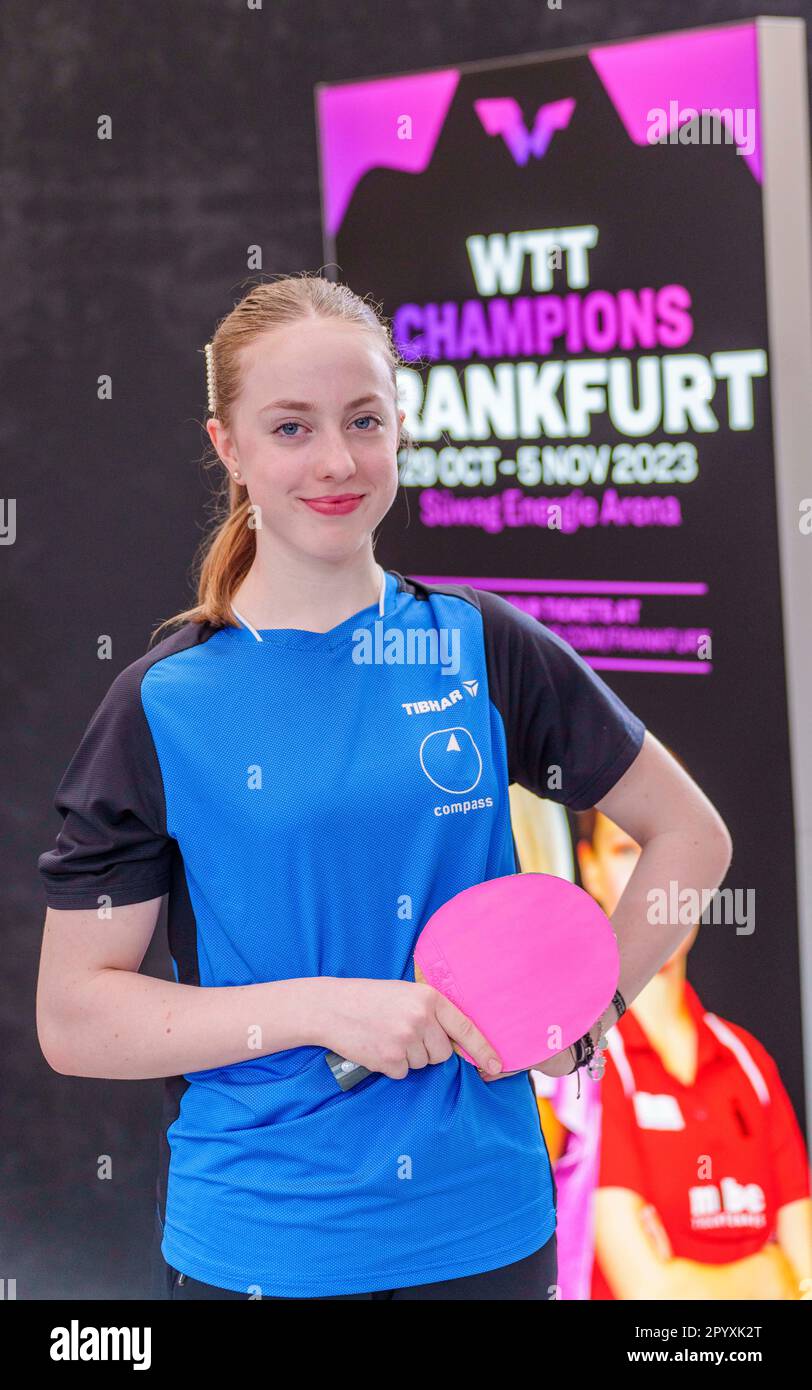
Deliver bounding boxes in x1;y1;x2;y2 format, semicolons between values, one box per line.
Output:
38;571;646;1296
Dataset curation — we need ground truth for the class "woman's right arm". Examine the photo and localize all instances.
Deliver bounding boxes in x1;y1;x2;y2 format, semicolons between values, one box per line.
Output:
36;898;334;1080
36;899;502;1082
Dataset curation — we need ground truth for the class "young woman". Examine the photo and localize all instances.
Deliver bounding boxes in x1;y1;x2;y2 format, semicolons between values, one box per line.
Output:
36;273;733;1301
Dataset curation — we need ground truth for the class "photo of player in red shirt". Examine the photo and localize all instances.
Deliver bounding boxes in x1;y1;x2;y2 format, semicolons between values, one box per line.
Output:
574;803;811;1300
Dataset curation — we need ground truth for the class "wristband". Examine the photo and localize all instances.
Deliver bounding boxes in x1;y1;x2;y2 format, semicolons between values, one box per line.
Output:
567;989;627;1097
611;988;627;1022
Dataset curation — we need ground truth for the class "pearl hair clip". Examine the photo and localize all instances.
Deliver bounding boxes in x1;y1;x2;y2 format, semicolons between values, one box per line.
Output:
204;342;216;416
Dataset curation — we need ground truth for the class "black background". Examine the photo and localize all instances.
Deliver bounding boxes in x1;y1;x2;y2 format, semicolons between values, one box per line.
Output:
5;0;810;1300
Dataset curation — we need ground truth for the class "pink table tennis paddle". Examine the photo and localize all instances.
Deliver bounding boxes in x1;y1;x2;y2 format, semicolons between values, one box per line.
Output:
326;872;619;1090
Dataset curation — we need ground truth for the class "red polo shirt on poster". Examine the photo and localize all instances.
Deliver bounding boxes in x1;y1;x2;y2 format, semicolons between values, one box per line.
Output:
591;980;810;1300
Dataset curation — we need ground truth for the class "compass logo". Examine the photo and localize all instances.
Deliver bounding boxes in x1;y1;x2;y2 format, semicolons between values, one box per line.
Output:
419;727;483;795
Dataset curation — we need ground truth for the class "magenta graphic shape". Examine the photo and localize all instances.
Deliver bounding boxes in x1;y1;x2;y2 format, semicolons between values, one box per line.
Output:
317;70;460;237
589;24;761;182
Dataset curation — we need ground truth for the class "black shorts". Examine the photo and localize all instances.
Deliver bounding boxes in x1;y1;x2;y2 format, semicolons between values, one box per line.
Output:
151;1211;558;1301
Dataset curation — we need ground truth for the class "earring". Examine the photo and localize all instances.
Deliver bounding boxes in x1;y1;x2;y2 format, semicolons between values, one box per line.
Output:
232;470;242;480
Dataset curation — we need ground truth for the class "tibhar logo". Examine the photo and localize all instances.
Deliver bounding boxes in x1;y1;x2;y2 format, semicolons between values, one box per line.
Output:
403;680;478;716
473;96;576;166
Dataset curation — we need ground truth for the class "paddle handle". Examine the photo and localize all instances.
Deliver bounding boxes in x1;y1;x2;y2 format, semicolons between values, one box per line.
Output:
324;961;464;1090
324;1051;373;1090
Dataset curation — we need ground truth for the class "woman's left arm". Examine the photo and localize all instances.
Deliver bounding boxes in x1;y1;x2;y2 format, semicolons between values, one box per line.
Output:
593;730;733;1023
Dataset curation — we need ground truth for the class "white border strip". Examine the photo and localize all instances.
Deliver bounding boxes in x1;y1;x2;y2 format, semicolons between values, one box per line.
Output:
758;17;812;1143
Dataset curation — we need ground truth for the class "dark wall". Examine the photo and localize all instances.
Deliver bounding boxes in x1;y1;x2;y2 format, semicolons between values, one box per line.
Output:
5;0;810;1299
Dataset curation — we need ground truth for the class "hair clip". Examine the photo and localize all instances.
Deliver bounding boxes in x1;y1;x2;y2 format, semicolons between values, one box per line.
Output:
204;341;216;415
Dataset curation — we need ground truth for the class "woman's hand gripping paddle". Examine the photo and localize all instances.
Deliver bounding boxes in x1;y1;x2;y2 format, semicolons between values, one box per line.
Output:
325;872;619;1090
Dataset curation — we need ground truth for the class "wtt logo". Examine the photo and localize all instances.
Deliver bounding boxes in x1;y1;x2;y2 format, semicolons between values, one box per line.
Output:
473;97;575;165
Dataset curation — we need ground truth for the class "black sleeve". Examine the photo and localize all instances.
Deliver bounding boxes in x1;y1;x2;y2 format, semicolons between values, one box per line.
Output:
477;588;647;812
37;663;173;909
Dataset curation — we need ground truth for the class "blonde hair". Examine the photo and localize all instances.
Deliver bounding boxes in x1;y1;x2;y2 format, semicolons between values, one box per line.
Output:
150;273;413;645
